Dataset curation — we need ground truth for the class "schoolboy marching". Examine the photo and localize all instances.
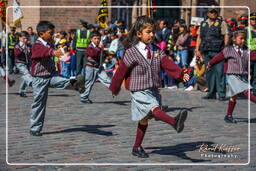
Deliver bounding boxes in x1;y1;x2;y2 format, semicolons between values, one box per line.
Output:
109;16;190;158
80;31;111;103
14;31;33;97
29;21;84;136
207;30;256;123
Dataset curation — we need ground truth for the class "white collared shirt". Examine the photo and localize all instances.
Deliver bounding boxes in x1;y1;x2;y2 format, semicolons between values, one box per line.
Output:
38;37;48;47
136;41;152;60
233;44;243;55
91;42;97;48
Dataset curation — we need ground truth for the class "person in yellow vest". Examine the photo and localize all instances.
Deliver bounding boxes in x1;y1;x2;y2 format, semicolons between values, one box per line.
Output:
248;12;256;95
72;19;91;76
8;26;18;74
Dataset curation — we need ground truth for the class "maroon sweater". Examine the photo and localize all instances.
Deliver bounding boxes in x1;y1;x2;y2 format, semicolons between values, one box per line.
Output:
109;45;183;95
31;39;54;77
209;46;255;75
85;43;103;68
14;43;31;64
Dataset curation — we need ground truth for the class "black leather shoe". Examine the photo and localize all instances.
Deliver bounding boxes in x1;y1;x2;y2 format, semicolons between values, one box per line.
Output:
132;146;149;158
19;92;27;97
30;131;43;136
81;99;93;104
224;115;237;123
173;109;188;133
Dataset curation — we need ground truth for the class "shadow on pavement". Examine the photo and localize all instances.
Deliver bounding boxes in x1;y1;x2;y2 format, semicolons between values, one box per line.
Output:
145;141;225;162
48;94;76;97
165;106;203;113
43;124;115;136
93;100;130;106
235;117;256;123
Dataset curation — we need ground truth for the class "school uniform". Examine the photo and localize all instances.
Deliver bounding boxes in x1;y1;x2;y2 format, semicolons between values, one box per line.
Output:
80;42;111;102
109;41;183;121
209;45;252;98
30;38;71;133
14;42;33;95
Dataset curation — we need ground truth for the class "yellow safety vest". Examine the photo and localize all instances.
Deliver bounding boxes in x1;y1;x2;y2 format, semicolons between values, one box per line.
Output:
8;35;15;49
76;29;90;48
248;28;256;50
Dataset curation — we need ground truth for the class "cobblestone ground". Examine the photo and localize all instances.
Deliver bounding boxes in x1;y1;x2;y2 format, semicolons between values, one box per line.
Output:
0;75;256;170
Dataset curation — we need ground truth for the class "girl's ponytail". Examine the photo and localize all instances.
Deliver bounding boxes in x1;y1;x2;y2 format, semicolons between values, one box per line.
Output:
122;16;155;49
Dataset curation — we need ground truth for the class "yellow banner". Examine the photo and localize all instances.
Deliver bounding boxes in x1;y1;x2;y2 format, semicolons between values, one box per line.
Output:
97;0;108;28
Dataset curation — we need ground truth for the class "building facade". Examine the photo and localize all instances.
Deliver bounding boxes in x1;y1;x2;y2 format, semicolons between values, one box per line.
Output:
5;0;256;31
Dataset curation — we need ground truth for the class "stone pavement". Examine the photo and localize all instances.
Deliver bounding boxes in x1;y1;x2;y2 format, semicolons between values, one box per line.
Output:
0;75;256;170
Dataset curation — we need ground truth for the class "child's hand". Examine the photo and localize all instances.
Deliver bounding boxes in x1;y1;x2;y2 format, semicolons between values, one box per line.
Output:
206;63;212;70
183;73;190;82
53;49;63;57
195;50;201;58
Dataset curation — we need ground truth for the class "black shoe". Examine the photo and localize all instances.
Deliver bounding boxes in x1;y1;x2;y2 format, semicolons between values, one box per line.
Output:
81;99;93;104
202;95;216;99
132;146;149;158
173;109;188;133
19;92;27;97
224;115;237;123
30;131;42;136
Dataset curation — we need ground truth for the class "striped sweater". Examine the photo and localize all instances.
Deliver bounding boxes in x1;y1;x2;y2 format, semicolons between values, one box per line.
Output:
209;46;255;75
109;44;183;94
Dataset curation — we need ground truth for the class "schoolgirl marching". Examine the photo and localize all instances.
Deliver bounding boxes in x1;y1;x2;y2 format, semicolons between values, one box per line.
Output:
109;16;190;158
207;30;256;123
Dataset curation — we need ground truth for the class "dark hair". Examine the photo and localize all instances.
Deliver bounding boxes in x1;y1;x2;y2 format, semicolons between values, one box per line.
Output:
59;31;67;37
20;31;29;38
36;21;55;36
123;16;155;49
90;31;101;38
27;26;33;30
160;19;168;26
232;29;246;38
172;26;180;42
230;29;247;45
179;24;188;35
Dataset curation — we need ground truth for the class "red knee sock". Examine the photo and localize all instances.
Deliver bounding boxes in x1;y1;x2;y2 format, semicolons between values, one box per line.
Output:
133;122;148;149
243;90;256;103
227;100;236;116
151;107;176;126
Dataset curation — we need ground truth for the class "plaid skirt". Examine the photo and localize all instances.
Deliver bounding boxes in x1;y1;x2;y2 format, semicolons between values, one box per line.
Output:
226;74;252;98
130;88;161;121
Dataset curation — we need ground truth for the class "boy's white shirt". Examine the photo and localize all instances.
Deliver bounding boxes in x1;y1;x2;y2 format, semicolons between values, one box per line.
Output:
37;37;48;47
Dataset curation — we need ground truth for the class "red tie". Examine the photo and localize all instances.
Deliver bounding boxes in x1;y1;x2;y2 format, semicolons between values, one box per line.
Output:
237;48;241;56
145;45;151;59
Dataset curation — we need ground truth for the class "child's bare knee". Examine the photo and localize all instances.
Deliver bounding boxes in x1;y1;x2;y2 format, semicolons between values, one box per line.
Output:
139;117;148;125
